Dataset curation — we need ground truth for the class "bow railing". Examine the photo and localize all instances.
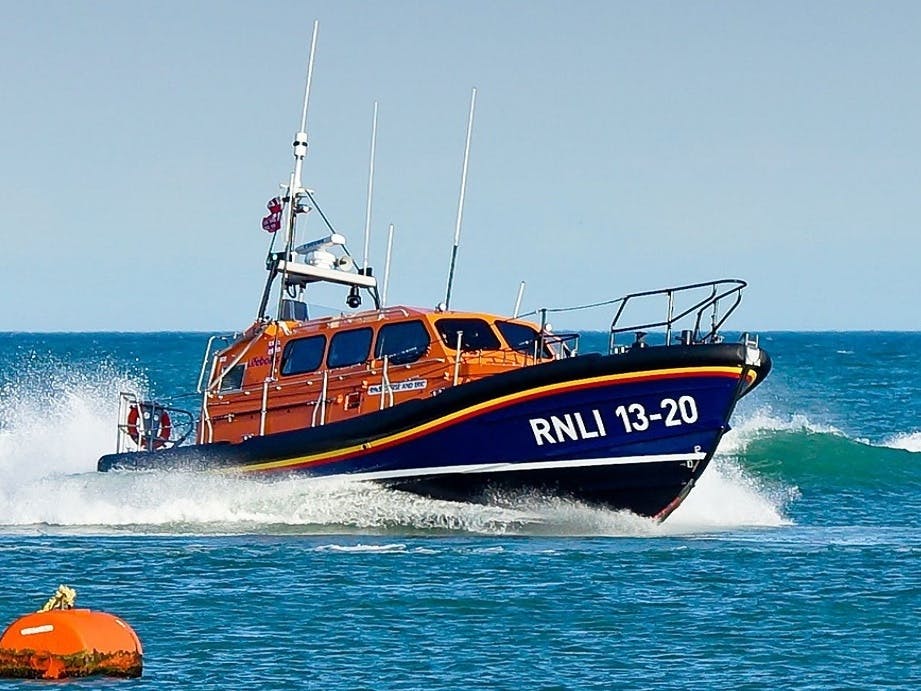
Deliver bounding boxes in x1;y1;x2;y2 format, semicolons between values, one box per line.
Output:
608;279;746;352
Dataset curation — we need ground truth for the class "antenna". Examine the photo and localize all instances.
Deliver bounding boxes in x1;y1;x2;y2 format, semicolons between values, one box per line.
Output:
443;87;477;311
362;101;379;272
300;21;319;135
274;20;319;321
382;223;395;307
286;19;319;251
513;281;526;317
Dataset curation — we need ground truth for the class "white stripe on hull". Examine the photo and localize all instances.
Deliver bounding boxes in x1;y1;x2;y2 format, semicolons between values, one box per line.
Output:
330;451;707;483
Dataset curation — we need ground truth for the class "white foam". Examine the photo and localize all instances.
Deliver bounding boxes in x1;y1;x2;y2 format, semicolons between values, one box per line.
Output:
881;431;921;453
315;543;409;553
664;457;795;531
0;362;144;484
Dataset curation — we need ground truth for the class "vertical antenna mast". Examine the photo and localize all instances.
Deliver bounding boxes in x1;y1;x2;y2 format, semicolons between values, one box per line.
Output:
362;101;379;272
286;20;320;252
382;223;395;307
274;20;319;321
274;20;320;319
444;87;477;310
513;281;526;318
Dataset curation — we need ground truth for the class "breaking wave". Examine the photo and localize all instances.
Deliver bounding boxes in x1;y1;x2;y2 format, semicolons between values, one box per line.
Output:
882;431;921;453
719;408;920;490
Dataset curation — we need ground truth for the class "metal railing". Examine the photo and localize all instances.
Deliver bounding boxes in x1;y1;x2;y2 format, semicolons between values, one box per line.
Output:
608;279;746;352
115;392;195;453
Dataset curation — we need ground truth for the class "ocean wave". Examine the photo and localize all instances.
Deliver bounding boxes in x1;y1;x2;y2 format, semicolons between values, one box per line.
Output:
717;408;844;456
717;409;920;490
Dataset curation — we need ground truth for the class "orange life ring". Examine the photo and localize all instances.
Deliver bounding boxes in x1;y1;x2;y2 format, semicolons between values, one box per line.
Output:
126;404;172;450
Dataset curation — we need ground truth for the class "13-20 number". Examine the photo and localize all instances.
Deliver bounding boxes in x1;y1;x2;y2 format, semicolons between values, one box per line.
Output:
614;396;698;433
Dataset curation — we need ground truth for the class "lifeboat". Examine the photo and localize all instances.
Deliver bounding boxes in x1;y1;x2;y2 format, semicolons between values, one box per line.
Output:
97;25;771;521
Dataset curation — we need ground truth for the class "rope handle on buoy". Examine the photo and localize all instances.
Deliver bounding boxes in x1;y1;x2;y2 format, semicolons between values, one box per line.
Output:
38;585;77;612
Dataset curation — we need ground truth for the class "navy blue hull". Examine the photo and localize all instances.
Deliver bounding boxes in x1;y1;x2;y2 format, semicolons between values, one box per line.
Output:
98;343;770;518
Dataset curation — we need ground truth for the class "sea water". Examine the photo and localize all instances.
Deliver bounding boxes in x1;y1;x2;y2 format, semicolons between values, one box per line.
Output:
0;332;918;688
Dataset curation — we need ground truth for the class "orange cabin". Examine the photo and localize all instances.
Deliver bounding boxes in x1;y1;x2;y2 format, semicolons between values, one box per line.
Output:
198;307;562;444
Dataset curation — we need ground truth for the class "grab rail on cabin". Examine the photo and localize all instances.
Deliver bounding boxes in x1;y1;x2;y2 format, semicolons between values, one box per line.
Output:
608;279;746;352
197;333;240;393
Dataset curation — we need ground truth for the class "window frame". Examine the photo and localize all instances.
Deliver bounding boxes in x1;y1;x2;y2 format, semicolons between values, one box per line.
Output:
435;318;502;352
279;334;327;377
374;319;432;366
327;327;374;369
217;363;246;392
495;320;552;358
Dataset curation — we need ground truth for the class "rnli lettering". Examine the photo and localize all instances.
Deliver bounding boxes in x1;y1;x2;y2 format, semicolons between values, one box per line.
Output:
247;356;272;367
529;410;606;446
528;396;698;446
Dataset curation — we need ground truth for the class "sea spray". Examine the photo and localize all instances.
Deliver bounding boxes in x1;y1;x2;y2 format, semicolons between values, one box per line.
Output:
0;358;146;483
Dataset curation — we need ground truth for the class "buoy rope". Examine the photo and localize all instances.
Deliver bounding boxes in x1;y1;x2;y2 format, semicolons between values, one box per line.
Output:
38;585;77;612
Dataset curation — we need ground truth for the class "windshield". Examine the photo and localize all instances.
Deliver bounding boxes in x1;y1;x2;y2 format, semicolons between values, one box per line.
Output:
435;318;501;351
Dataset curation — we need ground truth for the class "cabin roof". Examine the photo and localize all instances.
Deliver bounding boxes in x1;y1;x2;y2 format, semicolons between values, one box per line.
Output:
272;305;535;336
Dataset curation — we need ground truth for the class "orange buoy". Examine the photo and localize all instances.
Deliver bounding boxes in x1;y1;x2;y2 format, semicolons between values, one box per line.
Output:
0;586;142;679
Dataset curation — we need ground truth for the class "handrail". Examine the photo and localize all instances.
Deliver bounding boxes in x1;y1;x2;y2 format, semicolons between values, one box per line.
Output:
608;279;746;350
197;335;232;393
452;331;463;386
115;392;195;452
310;369;329;428
379;355;394;410
259;380;270;436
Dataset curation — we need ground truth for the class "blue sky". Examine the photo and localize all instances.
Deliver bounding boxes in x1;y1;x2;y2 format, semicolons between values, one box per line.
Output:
1;1;919;331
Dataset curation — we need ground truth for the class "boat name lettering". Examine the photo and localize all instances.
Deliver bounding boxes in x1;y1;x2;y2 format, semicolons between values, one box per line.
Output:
368;379;428;396
247;356;272;367
528;396;699;445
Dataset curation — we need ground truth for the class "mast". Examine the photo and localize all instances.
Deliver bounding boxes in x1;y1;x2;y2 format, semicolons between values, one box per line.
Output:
361;101;379;273
444;87;477;311
274;20;319;320
291;19;319;233
513;281;526;318
257;20;381;320
382;223;394;307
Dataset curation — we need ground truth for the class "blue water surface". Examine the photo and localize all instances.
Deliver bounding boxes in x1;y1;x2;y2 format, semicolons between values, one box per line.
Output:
0;332;918;688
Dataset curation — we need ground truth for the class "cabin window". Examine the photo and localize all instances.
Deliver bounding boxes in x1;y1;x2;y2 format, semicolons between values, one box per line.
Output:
218;363;245;391
496;321;551;358
375;320;431;365
327;327;373;369
280;335;326;376
435;318;501;351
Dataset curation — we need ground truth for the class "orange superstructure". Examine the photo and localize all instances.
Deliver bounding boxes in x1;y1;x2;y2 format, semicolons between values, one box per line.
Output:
197;307;561;444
